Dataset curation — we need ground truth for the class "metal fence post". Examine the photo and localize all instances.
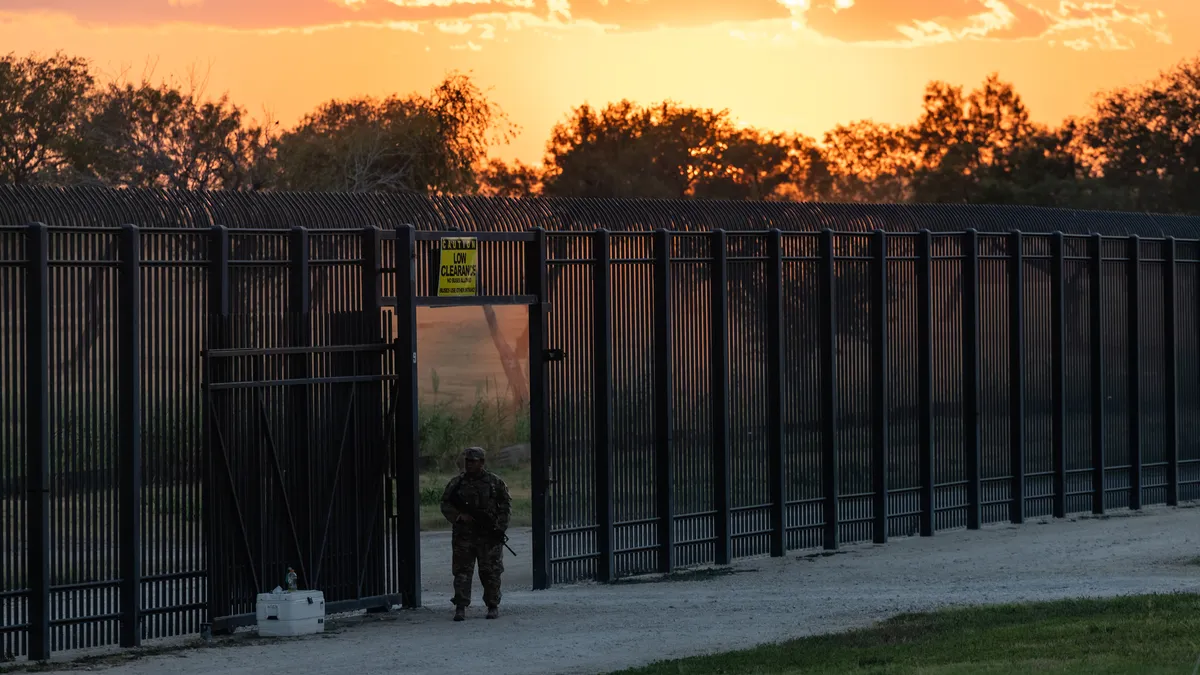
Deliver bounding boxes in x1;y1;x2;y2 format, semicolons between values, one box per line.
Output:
393;224;421;608
359;226;384;602
962;230;981;530
1050;232;1067;518
917;230;934;537
25;222;51;661
288;227;312;584
819;229;839;550
203;225;230;630
526;228;551;590
118;224;143;648
711;229;732;564
653;229;674;573
593;229;615;582
870;230;889;544
1127;236;1142;510
1008;231;1025;524
1089;234;1106;515
766;229;786;556
1165;237;1179;507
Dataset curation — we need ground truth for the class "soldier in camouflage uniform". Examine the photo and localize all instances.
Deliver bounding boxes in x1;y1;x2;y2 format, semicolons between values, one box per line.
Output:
440;446;512;621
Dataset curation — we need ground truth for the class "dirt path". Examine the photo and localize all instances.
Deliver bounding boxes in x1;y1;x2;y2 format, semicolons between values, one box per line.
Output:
23;505;1200;675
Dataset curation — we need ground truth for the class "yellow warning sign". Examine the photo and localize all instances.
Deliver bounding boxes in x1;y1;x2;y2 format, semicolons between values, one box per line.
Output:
437;237;478;297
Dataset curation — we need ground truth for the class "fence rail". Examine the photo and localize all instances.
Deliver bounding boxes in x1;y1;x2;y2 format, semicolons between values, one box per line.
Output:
2;201;1200;661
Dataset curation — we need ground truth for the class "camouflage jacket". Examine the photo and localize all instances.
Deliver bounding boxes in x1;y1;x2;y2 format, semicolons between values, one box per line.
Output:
440;470;512;536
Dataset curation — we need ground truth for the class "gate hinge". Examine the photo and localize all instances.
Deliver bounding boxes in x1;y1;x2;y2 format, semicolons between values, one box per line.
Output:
543;348;566;363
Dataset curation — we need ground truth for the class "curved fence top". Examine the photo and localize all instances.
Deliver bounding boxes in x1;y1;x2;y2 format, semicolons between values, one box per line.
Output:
2;185;1199;237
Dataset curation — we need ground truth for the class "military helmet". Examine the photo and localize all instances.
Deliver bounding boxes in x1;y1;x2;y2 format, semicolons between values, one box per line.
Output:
462;446;486;461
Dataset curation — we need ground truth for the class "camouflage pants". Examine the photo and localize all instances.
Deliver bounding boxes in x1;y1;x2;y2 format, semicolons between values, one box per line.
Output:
451;533;504;608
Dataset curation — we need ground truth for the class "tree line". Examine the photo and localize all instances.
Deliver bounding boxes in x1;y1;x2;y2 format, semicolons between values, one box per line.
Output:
3;49;1198;214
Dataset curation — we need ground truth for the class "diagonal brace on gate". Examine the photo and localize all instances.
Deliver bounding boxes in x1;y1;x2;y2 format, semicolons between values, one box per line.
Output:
311;385;358;589
255;388;312;589
206;396;262;594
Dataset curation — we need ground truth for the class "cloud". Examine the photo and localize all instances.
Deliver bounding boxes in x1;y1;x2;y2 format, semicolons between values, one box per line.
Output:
1032;0;1172;50
801;0;1048;43
562;0;791;31
797;0;1172;49
0;0;1173;50
0;0;551;31
0;0;790;33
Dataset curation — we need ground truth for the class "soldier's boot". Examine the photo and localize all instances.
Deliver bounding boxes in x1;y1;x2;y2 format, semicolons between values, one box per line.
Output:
486;606;499;620
453;606;466;622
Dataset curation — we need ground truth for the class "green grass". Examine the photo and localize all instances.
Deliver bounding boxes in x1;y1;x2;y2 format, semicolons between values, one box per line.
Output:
609;593;1200;675
418;373;530;473
418;462;531;531
414;371;532;531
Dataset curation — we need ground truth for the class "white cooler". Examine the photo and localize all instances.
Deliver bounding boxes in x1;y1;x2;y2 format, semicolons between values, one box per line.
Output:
256;590;325;637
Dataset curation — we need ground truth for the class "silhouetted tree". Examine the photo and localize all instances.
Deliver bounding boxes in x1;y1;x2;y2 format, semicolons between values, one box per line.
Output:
1075;56;1200;215
0;51;94;184
819;120;914;202
4;48;1200;212
478;158;545;197
270;73;514;195
692;129;826;201
67;75;271;190
541;100;827;200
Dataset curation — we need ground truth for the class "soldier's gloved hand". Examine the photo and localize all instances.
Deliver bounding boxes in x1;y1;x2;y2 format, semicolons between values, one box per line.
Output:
457;514;474;523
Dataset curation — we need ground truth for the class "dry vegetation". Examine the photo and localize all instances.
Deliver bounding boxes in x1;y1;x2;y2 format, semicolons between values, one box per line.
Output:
410;305;533;531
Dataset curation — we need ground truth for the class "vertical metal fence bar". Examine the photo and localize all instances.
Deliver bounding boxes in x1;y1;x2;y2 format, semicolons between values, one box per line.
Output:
766;229;786;556
118;224;142;648
360;226;382;597
527;228;551;591
1008;232;1026;524
393;225;420;608
962;230;981;530
917;231;934;537
711;229;732;565
871;231;889;544
653;229;675;573
1050;232;1067;519
593;229;615;582
1127;236;1142;510
204;225;230;629
1165;237;1179;507
819;229;839;549
1089;234;1106;515
288;227;312;584
25;222;51;661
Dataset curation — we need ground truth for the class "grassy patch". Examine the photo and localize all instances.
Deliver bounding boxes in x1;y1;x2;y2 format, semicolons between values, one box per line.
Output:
418;462;531;532
418;372;529;473
610;593;1200;675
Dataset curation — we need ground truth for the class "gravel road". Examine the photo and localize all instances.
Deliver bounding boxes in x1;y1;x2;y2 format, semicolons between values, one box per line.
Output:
25;504;1200;675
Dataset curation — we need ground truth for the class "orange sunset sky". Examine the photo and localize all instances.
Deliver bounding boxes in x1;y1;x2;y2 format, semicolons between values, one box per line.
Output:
3;0;1199;165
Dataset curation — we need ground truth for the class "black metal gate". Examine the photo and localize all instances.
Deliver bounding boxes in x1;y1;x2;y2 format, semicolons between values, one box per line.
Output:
200;315;400;632
200;224;552;629
200;226;404;632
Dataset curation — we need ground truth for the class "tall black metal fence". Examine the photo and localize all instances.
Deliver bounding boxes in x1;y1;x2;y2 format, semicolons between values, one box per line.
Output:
3;186;1200;661
0;223;386;660
541;228;1200;585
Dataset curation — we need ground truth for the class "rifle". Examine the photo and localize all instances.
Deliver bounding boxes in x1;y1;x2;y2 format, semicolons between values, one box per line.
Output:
448;492;517;556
